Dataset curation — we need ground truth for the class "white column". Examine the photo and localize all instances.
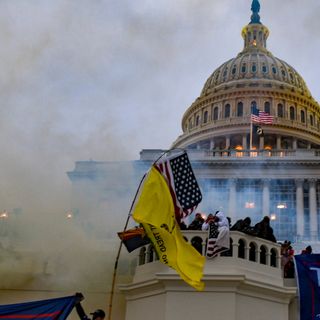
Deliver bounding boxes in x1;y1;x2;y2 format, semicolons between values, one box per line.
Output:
242;134;247;150
296;179;304;239
228;179;237;224
309;179;318;241
276;136;281;149
225;136;230;149
259;136;264;150
210;139;215;150
293;138;297;150
262;179;270;217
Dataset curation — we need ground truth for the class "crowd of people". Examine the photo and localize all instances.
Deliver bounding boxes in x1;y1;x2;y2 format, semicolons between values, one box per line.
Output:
186;212;276;243
184;211;315;277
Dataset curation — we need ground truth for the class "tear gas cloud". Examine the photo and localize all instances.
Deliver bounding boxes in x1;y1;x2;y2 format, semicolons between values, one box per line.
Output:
0;0;319;293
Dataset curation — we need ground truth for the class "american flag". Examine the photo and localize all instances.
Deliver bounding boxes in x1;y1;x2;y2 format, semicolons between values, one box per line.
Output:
251;104;260;123
258;111;274;124
251;107;274;124
155;151;202;220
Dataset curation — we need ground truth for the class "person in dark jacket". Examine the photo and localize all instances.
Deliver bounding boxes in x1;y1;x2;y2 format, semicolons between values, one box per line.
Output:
230;217;256;235
301;245;312;254
188;213;205;230
253;216;276;242
75;293;106;320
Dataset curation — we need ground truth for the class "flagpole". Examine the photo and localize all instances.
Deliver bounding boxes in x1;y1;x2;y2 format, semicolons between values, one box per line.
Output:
249;117;253;155
107;148;182;320
107;172;146;320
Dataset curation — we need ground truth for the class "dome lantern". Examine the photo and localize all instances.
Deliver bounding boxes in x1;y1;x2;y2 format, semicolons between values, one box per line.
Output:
242;0;269;52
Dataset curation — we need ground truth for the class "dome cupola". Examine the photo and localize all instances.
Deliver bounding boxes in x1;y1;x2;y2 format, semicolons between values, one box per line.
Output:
241;0;269;53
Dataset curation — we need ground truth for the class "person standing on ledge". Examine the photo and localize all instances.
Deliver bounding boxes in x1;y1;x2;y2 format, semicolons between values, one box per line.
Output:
75;293;106;320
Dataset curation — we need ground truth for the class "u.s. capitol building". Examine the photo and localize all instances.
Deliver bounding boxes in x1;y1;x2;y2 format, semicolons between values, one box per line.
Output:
66;1;320;319
69;0;320;244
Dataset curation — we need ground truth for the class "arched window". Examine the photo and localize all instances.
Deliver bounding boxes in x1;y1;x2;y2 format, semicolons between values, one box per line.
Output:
224;104;231;118
262;64;268;73
272;66;277;74
203;111;208;124
238;239;245;259
241;63;247;73
301;110;305;123
270;248;277;267
264;101;271;114
232;65;237;75
213;107;219;120
289;106;295;120
251;63;257;73
249;243;257;262
191;237;203;255
195;115;200;126
251;101;258;114
260;246;267;265
237;102;243;117
310;115;314;126
277;104;284;118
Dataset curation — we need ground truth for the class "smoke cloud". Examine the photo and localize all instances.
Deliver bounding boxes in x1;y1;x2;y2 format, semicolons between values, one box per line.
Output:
0;0;319;307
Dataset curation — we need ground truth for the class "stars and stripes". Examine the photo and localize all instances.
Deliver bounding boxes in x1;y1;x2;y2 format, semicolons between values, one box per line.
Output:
251;106;274;124
155;151;202;220
251;104;260;123
258;111;274;124
251;111;273;124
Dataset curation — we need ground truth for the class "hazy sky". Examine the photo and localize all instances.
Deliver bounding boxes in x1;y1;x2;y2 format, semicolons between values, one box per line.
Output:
0;0;320;209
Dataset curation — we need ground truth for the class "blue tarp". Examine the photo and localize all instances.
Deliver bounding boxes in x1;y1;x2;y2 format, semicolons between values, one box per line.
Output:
0;295;77;319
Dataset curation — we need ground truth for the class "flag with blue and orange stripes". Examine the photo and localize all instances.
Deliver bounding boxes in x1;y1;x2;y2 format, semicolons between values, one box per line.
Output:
0;295;76;320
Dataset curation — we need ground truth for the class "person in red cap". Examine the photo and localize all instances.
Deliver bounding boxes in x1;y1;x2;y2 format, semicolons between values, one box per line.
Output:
75;293;106;320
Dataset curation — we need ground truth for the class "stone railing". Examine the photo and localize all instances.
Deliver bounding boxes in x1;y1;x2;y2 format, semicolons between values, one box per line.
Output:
139;148;320;162
137;230;282;270
206;149;296;158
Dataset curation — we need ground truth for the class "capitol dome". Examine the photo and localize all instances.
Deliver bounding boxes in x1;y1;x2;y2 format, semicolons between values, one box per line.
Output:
172;2;320;152
200;40;311;99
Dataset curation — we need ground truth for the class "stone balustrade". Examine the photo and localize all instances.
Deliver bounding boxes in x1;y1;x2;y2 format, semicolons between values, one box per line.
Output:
139;148;320;161
137;230;282;270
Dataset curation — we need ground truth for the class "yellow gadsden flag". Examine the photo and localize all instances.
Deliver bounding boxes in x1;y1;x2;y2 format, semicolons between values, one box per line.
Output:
131;166;205;291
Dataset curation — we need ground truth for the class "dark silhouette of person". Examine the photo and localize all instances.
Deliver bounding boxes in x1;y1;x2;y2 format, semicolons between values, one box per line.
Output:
301;245;312;254
230;217;255;235
188;213;204;230
253;216;276;242
75;293;106;320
